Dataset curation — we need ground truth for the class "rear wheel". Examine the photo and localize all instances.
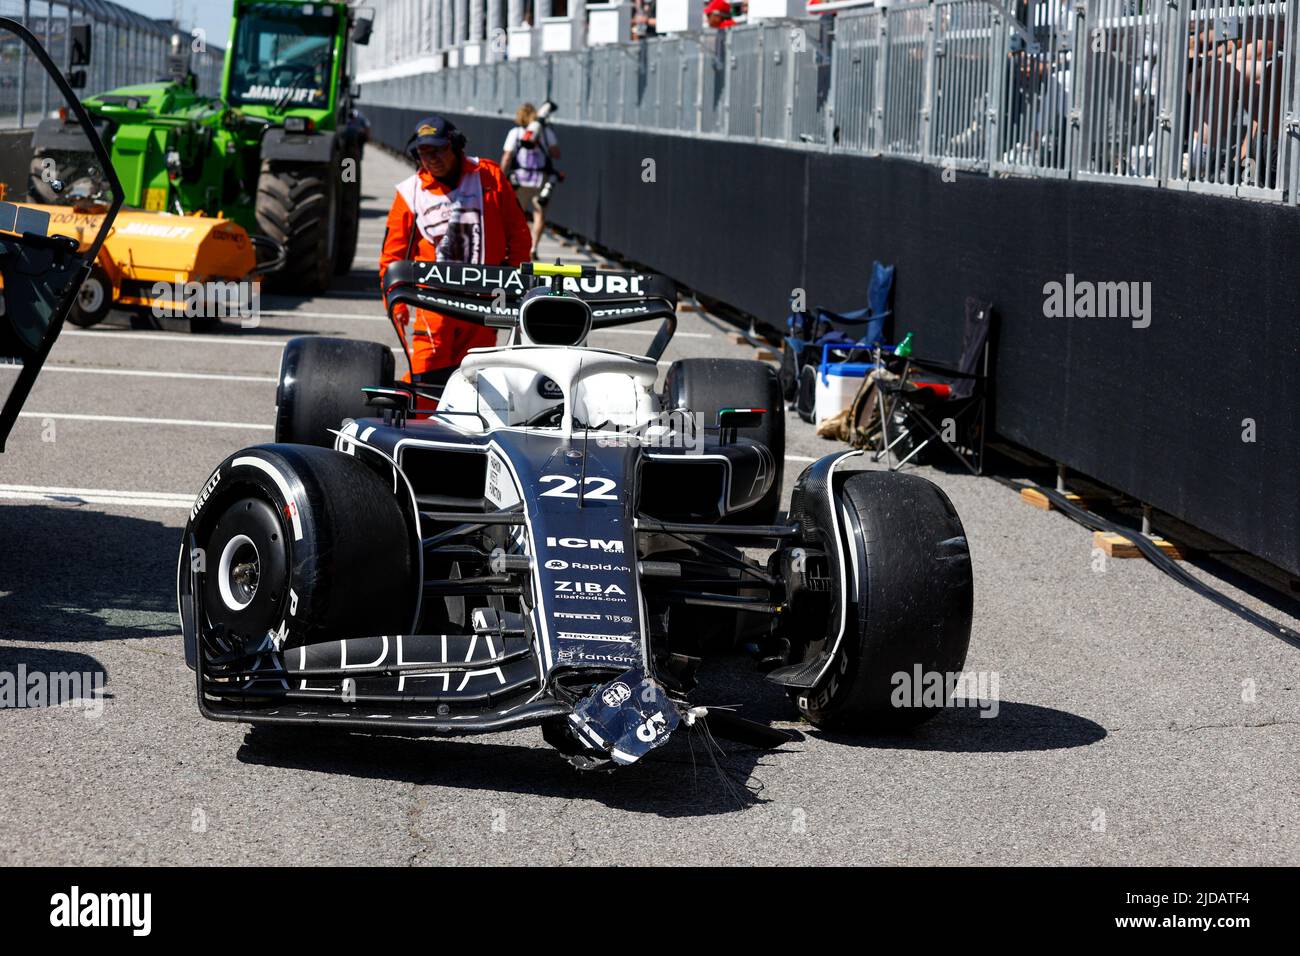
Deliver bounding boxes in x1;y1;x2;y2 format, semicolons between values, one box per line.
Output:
333;157;361;276
67;265;112;328
662;357;785;525
789;470;973;730
184;444;418;651
275;336;395;447
256;163;335;294
796;364;817;423
778;342;798;402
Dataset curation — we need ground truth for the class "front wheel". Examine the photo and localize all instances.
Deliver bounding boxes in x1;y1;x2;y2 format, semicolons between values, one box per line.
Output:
786;469;974;730
182;444;418;654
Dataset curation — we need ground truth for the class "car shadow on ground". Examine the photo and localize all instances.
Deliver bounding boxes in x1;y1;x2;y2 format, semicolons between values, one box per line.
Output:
688;654;1107;753
0;645;111;707
0;503;180;645
234;656;808;818
236;725;791;818
810;701;1108;753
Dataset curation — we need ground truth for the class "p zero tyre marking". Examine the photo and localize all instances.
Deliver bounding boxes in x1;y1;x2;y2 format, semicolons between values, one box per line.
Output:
808;450;864;688
233;455;303;540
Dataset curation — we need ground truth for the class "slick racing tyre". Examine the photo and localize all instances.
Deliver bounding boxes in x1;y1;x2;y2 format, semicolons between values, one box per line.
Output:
183;444;418;652
662;357;785;525
778;342;799;403
275;336;395;447
333;159;361;276
67;265;113;328
256;163;336;294
791;470;973;730
795;365;817;424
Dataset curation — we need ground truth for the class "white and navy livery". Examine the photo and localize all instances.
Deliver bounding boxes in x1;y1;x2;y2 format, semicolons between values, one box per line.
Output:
176;261;976;769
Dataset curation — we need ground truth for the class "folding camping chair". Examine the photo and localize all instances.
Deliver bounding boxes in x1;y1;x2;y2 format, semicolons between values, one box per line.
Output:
780;261;895;414
874;297;993;475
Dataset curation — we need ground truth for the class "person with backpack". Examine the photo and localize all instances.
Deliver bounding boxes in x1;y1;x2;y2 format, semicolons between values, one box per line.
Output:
500;102;562;253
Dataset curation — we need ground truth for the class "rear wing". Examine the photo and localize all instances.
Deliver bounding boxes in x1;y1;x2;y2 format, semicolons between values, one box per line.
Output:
382;260;678;329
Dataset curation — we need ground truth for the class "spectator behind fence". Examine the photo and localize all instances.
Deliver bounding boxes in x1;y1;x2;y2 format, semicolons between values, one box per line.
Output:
1184;19;1284;187
705;0;738;29
632;0;657;39
501;102;562;254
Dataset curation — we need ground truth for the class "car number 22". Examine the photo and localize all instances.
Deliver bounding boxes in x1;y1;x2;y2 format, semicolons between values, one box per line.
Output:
539;475;619;501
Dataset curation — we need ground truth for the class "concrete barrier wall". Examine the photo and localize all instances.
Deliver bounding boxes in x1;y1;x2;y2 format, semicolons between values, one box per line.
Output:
367;105;1300;577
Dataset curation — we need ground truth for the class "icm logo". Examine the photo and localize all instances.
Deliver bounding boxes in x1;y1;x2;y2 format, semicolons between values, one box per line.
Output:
50;886;152;936
602;682;632;707
544;559;568;570
545;536;625;553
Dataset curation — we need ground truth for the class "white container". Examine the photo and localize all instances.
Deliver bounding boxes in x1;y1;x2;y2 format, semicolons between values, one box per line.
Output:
814;363;869;424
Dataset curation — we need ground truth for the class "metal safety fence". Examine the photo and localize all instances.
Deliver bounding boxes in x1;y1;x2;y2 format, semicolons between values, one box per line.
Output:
0;0;225;129
362;0;1300;203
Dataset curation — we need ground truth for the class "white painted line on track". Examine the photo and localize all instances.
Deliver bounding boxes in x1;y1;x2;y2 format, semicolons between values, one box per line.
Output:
0;483;193;510
20;412;273;430
44;365;277;384
785;454;817;463
61;329;292;348
58;329;403;354
259;309;386;322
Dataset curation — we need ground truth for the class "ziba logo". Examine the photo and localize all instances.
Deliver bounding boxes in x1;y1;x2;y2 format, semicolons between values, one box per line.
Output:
554;581;626;595
50;886;152;936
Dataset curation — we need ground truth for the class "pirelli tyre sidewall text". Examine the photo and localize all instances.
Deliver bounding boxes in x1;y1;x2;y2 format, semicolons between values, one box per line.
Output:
795;470;974;729
180;444;417;655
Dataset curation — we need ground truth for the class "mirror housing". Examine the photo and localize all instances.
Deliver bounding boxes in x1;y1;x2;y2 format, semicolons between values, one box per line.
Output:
352;15;374;45
68;23;91;66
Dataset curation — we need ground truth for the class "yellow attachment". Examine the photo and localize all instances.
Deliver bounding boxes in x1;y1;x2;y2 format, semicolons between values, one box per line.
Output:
527;262;583;278
36;204;257;309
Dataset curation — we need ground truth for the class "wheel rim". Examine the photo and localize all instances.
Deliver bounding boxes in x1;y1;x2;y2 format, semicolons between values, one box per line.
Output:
78;274;106;313
201;496;289;643
217;534;260;611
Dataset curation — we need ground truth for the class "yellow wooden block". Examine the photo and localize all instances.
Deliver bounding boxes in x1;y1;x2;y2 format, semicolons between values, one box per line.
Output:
1020;487;1084;511
1093;531;1184;560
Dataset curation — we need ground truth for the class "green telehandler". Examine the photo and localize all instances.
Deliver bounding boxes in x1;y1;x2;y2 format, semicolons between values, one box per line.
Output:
32;0;375;293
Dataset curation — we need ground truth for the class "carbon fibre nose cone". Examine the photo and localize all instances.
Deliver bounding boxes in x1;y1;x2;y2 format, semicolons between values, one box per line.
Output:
567;667;682;767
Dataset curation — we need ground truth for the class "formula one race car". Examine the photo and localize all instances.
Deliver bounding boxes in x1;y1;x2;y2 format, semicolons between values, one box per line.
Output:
177;260;974;769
